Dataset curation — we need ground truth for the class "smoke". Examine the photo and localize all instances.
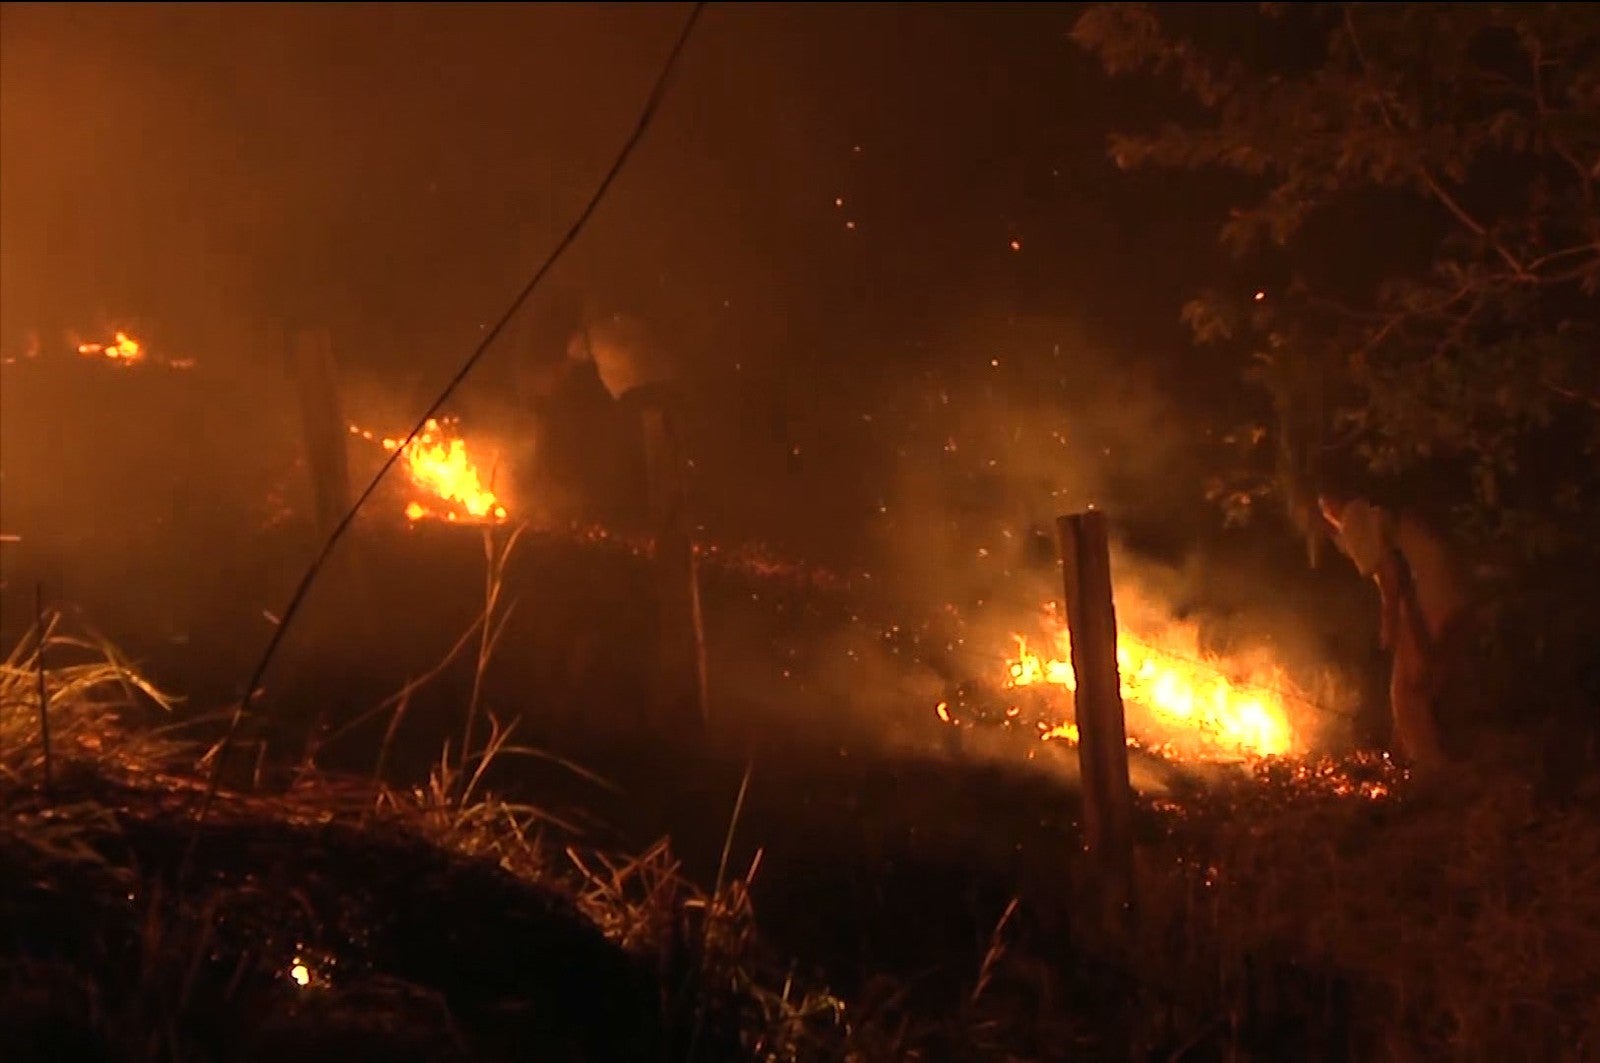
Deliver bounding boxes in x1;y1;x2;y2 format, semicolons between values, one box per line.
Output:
863;309;1203;615
686;303;1369;767
0;6;1383;770
0;346;306;650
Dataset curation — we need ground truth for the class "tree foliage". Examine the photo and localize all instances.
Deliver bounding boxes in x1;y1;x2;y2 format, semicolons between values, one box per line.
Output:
1073;3;1600;576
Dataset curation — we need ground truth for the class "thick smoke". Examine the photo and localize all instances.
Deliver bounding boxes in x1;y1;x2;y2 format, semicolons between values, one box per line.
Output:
692;304;1369;767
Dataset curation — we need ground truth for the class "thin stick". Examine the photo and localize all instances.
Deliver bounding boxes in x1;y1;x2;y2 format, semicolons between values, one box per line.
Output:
713;759;754;903
462;527;498;785
689;758;754;1062
370;688;416;812
34;584;53;799
459;528;495;783
461;523;525;797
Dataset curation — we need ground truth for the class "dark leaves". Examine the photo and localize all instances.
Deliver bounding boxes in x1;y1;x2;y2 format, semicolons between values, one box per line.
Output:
1075;2;1600;565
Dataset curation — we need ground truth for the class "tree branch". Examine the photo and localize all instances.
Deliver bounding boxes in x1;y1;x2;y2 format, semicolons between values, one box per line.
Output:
1543;381;1600;414
1363;278;1480;354
1522;241;1600;277
1341;5;1531;279
1529;34;1597;217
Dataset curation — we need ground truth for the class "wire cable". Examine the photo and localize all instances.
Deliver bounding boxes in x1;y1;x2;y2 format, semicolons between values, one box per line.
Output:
189;1;706;834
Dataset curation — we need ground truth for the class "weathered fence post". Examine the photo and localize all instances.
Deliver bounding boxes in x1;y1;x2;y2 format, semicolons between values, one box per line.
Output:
640;398;708;732
1057;509;1135;931
288;327;350;541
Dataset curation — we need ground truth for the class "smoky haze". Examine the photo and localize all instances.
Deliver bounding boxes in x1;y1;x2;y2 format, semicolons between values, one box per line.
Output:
0;3;1373;755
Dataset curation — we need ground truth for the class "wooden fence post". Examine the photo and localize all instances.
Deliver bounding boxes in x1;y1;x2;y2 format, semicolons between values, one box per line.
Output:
640;399;708;732
1057;510;1135;931
288;327;350;541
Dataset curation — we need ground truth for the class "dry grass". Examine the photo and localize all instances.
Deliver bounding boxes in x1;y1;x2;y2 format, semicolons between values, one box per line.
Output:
1;594;852;1059
328;525;854;1055
986;749;1600;1062
1;612;182;785
366;740;852;1059
7;541;1599;1060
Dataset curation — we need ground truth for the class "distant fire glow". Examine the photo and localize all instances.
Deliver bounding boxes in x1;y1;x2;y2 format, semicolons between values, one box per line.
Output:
350;418;508;525
77;330;144;364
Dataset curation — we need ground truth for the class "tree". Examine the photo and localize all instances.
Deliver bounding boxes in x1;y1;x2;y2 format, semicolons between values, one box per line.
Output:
1074;2;1600;725
1068;2;1593;557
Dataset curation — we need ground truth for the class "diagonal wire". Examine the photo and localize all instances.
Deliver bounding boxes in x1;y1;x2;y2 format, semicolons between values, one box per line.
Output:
188;1;706;835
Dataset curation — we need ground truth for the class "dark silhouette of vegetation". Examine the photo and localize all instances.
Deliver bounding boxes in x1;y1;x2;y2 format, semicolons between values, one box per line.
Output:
1073;2;1600;747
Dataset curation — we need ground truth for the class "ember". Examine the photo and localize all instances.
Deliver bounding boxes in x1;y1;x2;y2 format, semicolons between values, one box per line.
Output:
998;604;1295;760
349;417;508;524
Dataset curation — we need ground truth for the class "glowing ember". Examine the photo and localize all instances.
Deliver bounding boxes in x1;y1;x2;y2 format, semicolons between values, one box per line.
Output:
1002;607;1295;759
77;330;144;364
351;418;508;524
289;959;311;987
1039;720;1080;743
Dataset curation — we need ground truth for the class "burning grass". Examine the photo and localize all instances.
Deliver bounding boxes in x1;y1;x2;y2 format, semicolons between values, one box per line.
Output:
77;329;144;365
935;590;1336;766
1003;620;1293;758
68;328;195;370
348;417;509;525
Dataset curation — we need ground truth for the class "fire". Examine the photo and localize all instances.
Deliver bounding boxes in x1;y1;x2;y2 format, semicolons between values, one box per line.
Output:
350;418;508;524
77;330;144;364
1004;610;1295;760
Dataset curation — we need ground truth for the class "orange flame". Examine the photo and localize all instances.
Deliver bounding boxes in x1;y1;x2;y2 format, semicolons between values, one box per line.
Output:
351;418;508;524
77;330;144;364
1004;616;1295;759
